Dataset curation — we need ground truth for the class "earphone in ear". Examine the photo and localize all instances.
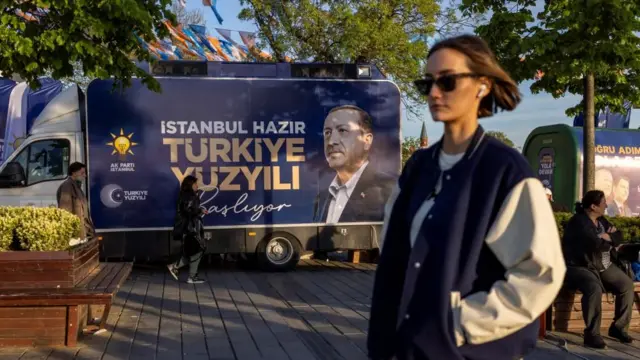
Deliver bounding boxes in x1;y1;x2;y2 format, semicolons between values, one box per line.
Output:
477;84;487;98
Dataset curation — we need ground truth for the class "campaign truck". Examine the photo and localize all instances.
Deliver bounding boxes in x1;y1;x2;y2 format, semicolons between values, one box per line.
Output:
523;124;640;216
0;62;402;271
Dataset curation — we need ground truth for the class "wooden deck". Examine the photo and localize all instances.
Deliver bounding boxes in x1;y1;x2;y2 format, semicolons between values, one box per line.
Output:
1;259;639;359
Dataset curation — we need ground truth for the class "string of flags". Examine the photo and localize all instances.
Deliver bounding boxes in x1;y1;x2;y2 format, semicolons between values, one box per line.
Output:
12;4;279;63
139;22;276;62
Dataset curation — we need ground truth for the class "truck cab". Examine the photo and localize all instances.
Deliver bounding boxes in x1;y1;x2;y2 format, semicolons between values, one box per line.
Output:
0;85;85;207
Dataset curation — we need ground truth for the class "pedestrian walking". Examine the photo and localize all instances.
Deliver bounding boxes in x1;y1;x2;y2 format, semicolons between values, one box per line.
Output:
167;175;208;284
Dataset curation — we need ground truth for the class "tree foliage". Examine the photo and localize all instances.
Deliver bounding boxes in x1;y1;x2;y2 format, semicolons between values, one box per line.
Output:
171;0;206;26
238;0;482;115
402;136;421;166
459;0;640;117
486;130;515;148
0;1;176;91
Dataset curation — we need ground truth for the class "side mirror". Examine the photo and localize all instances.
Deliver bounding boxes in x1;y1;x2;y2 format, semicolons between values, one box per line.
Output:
0;162;26;188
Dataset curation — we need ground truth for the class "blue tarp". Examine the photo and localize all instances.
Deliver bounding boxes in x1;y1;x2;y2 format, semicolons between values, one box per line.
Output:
2;78;63;162
25;78;63;130
0;78;16;155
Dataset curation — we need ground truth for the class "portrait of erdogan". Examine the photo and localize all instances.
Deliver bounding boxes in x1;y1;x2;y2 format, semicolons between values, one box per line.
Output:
312;105;395;224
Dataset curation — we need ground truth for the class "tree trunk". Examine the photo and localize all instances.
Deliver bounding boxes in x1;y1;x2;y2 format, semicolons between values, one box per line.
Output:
582;72;596;194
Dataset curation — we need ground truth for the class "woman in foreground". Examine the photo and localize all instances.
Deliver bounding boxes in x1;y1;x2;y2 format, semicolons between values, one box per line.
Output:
367;35;567;360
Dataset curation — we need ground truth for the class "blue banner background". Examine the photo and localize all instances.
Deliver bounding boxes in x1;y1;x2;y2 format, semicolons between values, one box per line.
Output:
87;78;402;229
573;127;640;216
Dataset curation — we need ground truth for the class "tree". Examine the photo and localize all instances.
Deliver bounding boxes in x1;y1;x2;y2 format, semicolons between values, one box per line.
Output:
50;1;204;91
486;131;515;148
238;0;483;117
459;0;640;193
402;137;421;166
0;1;176;92
171;1;206;26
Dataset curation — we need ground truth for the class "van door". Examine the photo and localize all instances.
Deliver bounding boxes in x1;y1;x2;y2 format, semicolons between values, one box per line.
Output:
0;136;74;206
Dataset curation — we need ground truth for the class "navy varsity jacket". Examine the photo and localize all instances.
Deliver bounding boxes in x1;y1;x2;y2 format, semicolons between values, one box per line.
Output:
367;126;566;360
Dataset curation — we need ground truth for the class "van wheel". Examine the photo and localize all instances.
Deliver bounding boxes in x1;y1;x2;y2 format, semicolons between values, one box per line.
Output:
256;232;301;271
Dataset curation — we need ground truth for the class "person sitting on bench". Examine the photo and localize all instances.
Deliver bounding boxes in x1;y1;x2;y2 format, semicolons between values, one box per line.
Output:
562;189;634;348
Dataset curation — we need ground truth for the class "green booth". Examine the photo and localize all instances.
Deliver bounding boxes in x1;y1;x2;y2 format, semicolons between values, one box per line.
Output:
523;124;640;216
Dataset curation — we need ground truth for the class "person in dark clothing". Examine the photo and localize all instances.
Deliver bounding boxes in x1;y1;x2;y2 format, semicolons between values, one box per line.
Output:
545;188;569;212
562;190;634;348
167;175;208;284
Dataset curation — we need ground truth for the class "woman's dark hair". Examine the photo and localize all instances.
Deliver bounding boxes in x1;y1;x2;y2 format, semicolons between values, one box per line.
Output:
427;34;522;118
180;175;198;193
575;190;606;214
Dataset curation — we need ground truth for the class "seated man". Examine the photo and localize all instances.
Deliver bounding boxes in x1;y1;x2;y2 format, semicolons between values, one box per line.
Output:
562;190;634;348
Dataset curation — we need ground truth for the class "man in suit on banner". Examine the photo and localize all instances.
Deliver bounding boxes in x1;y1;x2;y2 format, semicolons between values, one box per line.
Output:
313;105;395;224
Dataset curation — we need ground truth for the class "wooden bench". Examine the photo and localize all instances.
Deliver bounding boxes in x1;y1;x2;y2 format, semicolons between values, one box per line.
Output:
0;262;132;347
543;282;640;336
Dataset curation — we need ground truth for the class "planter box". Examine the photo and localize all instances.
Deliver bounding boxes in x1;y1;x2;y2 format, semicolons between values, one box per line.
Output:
0;306;69;347
0;239;99;289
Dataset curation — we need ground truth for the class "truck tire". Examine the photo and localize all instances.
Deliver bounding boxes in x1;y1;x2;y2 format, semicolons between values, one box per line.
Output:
256;232;301;272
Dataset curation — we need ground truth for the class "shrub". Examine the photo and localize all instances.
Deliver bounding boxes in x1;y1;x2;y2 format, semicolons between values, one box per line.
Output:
0;207;81;252
0;208;18;251
554;212;640;243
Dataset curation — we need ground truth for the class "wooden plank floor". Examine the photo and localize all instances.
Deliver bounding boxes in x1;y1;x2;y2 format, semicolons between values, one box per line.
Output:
0;259;638;359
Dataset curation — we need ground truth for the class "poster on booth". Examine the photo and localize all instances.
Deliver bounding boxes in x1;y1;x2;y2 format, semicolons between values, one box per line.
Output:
86;78;402;229
537;147;556;191
574;128;640;217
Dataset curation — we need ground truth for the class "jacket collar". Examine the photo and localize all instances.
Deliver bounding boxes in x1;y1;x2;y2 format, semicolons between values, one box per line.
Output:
430;125;486;170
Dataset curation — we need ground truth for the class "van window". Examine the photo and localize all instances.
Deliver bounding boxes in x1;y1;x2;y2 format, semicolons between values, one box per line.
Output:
12;139;70;185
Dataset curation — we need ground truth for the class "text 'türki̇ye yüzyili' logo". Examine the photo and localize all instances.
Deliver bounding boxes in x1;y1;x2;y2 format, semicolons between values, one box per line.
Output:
106;128;138;161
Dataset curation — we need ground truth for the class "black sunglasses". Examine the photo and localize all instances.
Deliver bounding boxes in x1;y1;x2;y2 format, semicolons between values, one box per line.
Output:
414;73;483;95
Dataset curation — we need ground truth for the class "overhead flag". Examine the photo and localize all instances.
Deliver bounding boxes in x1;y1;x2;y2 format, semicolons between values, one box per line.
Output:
238;31;256;49
203;0;224;25
239;31;272;61
215;28;234;43
215;29;248;60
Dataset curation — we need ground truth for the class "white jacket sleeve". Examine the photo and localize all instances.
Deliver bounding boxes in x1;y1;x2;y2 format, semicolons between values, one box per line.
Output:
451;178;567;346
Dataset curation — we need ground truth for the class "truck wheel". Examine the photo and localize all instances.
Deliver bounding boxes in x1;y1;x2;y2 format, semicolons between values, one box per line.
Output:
256;232;301;271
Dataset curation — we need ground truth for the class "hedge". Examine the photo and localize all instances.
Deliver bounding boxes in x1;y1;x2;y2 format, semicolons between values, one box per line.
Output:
0;207;81;252
554;212;640;243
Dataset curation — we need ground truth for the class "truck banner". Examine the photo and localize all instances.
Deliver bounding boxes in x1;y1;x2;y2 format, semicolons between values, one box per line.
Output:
87;78;401;229
574;128;640;217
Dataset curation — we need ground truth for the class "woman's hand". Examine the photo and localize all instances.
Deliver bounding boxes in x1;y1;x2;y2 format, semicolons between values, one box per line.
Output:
600;232;612;242
202;208;209;215
608;226;618;233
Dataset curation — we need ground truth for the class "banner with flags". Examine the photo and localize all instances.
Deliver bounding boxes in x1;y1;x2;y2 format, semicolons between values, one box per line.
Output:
573;101;633;129
137;22;281;62
203;0;224;25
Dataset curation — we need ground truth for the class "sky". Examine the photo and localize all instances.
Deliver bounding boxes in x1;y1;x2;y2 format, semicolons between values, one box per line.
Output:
187;0;640;148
